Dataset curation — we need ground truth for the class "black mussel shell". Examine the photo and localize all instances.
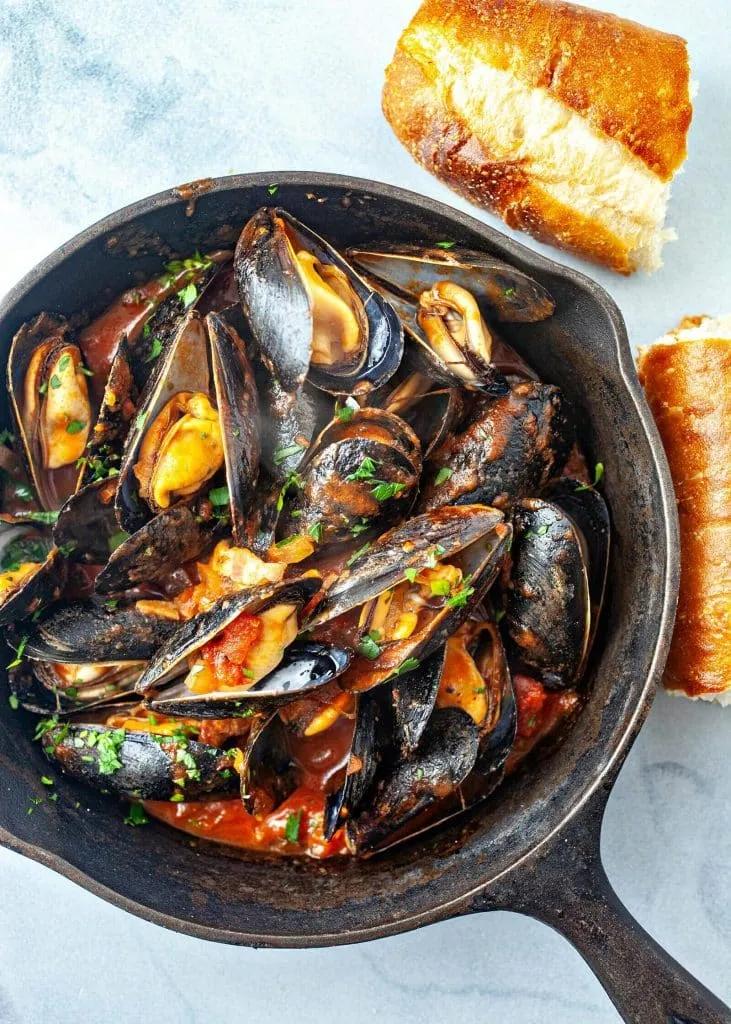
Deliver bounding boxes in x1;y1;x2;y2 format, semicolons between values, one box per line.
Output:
310;504;505;625
24;600;179;664
136;576;321;697
347;246;555;323
235;208;403;396
346;707;479;855
54;476;121;563
0;532;65;628
391;645;446;756
339;522;513;694
324;688;386;840
78;336;137;488
7;314;92;512
115;310;210;533
278;408;422;545
94;506;210;595
419;381;575;512
504;499;591;687
256;374;332;483
148;641;350;719
543;477;610;643
207;311;260;545
8;663;139;716
465;620;517;782
237;713;298;814
40;722;238;801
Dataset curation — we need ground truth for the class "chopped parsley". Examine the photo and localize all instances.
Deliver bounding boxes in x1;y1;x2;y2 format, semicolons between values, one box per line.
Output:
135;411;147;431
350;518;370;537
6;635;29;670
65;419;85;435
170;792;185;803
504;287;516;298
434;467;453;487
57;354;71;372
21;510;58;525
178;282;198;308
404;567;419;584
445;575;475;609
308;521;324;543
346;541;372;568
49;374;62;390
96;729;126;775
145;337;164;362
8;693;19;711
371;481;406;503
389;657;420;680
208;485;230;507
267;184;279;196
357;630;382;661
335;397;359;423
346;457;378;483
275;534;300;548
0;429;14;445
57;541;78;558
107;530;129;553
576;462;605;492
40;775;54;786
1;537;47;571
124;803;149;827
276;471;304;512
434;240;456;250
273;442;306;465
284;809;302;844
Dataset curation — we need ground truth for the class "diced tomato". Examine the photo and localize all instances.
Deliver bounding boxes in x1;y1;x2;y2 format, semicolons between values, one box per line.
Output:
513;674;549;739
198;613;262;688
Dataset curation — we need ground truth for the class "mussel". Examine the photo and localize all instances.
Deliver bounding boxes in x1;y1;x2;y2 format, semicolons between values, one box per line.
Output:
7;314;94;510
379;372;467;460
9;599;180;714
40;718;238;801
348;245;555;323
136;576;349;717
0;524;65;627
419;381;575;512
235;208;403;396
276;408;422;546
504;498;592;687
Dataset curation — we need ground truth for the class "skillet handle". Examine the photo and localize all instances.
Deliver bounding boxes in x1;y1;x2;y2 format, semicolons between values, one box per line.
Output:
478;784;731;1024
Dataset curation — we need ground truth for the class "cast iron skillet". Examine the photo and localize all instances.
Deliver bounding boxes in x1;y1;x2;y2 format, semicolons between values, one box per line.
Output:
0;173;728;1024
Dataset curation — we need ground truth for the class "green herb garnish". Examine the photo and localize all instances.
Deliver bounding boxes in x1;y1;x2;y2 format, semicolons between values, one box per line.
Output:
65;419;85;435
8;694;19;711
576;462;605;492
371;481;406;502
124;804;149;827
208;485;230;507
308;522;324;543
357;630;382;661
96;729;126;775
267;184;279;196
430;578;451;597
107;530;130;553
178;282;198;307
404;567;419;583
435;241;456;250
285;809;302;844
49;374;61;390
346;456;378;482
445;575;475;609
21;510;58;525
434;467;453;486
346;541;372;568
6;635;29;669
145;337;164;362
273;442;306;465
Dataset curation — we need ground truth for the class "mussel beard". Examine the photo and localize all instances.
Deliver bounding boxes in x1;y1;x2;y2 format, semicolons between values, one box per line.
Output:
133;391;224;512
184;602;299;694
417;282;494;385
295;249;366;370
23;341;91;472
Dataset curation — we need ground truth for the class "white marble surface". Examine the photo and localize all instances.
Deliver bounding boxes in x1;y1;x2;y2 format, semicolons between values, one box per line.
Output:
0;1;729;1021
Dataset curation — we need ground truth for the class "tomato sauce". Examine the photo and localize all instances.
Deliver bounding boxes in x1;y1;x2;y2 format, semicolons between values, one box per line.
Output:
144;788;347;859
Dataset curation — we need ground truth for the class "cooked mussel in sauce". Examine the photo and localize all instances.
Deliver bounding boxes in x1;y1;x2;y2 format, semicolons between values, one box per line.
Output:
1;210;607;860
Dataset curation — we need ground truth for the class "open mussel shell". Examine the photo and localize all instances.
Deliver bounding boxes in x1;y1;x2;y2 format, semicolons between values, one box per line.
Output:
340;522;513;694
136;576;322;707
504;499;591;687
278;408;422;544
391;645;446;756
0;526;65;627
24;600;179;664
346;707;479;855
94;505;210;595
348;245;555;323
8;662;140;716
115;310;211;533
419;381;575;512
78;336;137;487
7;314;93;511
368;281;509;395
40;722;238;801
235;208;403;396
149;642;351;719
310;504;505;625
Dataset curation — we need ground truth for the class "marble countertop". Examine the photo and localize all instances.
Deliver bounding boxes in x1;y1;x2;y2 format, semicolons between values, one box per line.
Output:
0;1;729;1021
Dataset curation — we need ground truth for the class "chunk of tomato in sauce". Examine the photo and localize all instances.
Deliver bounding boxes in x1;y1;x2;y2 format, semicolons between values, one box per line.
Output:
198;613;262;688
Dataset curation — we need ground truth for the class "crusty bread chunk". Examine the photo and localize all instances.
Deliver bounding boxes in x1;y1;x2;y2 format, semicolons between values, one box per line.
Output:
638;317;731;702
383;0;693;273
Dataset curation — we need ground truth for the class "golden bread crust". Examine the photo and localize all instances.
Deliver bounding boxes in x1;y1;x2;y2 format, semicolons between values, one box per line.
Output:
638;329;731;699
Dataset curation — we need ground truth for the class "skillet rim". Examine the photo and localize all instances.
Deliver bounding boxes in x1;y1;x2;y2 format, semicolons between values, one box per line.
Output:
0;171;680;946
